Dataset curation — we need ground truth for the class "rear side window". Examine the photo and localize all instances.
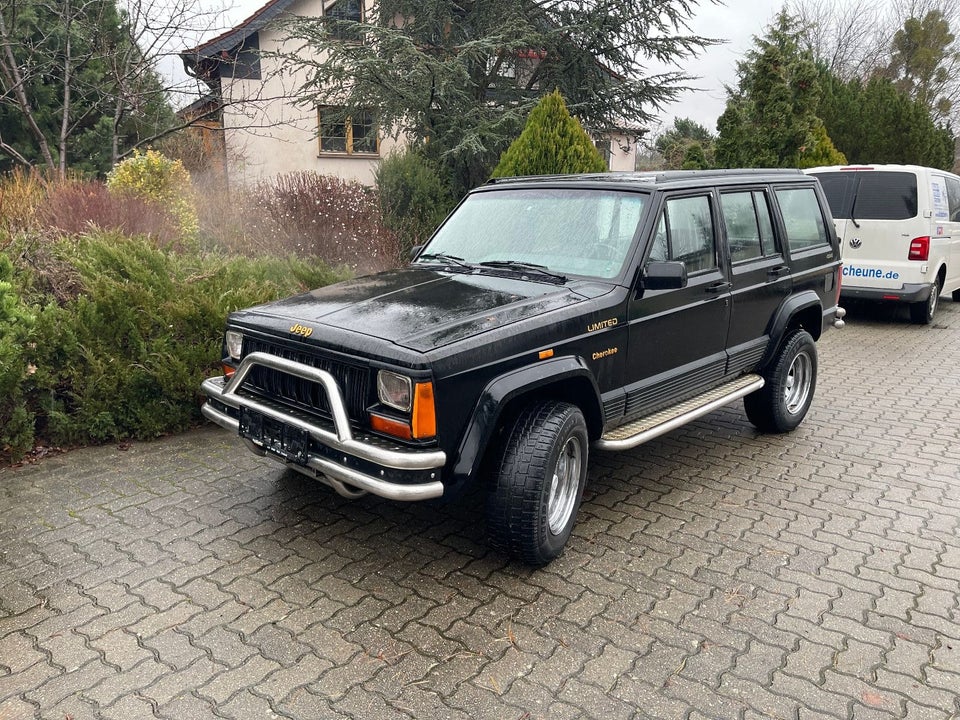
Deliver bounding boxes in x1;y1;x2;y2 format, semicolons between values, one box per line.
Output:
811;171;918;220
775;187;829;252
720;190;777;262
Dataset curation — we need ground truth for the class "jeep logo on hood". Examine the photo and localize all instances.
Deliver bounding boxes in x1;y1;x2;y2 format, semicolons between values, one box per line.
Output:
289;323;314;338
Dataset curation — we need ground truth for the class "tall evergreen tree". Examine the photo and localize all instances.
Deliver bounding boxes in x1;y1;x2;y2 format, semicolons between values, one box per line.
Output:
715;11;824;168
887;10;960;122
280;0;717;196
818;72;954;168
492;90;607;177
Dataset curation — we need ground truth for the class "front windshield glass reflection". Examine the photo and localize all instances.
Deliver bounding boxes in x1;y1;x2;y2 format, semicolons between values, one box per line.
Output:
418;188;648;280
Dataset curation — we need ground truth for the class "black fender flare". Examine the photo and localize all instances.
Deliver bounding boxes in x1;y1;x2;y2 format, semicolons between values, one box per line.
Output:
449;356;602;487
762;290;823;366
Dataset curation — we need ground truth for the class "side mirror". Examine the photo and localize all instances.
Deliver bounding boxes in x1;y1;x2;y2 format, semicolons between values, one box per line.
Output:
408;244;424;262
640;261;688;291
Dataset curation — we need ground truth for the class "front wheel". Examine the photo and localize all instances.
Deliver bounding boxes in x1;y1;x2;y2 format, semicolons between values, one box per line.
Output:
744;330;818;434
486;401;588;565
909;280;940;324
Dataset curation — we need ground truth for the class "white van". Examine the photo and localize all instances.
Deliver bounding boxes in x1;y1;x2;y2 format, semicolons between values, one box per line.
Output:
804;164;960;324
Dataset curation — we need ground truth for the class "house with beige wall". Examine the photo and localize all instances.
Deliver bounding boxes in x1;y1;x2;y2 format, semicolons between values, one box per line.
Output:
180;0;640;187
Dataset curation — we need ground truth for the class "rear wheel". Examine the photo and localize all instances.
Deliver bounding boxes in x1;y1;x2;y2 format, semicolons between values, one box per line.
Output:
951;288;960;302
744;330;818;433
910;279;941;324
486;401;588;565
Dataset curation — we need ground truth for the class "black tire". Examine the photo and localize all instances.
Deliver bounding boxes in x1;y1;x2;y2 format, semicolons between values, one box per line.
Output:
744;330;818;434
486;401;588;565
909;280;940;324
953;288;960;302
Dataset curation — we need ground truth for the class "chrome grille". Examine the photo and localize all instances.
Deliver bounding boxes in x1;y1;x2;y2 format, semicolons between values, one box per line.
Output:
242;338;371;421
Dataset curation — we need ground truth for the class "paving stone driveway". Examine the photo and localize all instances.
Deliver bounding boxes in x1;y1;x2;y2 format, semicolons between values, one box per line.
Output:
2;300;960;720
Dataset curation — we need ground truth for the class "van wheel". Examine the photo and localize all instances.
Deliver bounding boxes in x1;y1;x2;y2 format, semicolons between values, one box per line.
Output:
486;401;587;566
952;288;960;302
744;330;817;434
909;280;940;324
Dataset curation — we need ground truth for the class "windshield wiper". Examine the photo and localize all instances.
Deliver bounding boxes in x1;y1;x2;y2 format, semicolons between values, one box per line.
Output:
479;260;567;283
416;252;473;269
849;178;861;229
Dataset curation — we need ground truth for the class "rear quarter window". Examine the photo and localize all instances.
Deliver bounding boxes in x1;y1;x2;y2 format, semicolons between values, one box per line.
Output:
775;187;829;252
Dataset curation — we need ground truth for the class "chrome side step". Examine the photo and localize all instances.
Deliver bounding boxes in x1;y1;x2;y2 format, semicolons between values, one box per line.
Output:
595;374;764;452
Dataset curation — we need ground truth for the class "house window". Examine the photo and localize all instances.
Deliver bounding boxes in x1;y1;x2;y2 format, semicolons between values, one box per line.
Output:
326;0;362;41
593;137;611;167
318;107;378;155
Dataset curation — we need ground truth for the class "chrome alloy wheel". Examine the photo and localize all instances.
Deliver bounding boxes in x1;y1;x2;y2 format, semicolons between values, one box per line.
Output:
547;436;582;535
784;350;813;415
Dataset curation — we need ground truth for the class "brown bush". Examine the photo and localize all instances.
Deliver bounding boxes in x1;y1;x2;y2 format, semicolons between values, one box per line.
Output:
36;180;183;246
198;172;399;274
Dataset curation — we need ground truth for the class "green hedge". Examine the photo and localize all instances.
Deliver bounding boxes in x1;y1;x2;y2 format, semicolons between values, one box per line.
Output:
1;231;346;461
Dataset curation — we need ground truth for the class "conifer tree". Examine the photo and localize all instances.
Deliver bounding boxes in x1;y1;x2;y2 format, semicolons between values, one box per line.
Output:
492;91;607;177
797;120;847;168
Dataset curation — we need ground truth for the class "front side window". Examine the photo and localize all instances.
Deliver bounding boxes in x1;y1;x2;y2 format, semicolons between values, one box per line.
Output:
776;187;829;252
318;107;378;154
419;188;648;280
647;195;717;274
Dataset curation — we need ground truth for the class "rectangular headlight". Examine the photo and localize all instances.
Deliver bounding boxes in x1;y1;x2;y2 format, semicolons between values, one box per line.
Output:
225;330;243;360
377;370;412;412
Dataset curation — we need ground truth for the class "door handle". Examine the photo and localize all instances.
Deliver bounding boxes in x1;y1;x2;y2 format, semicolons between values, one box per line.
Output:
706;281;732;293
768;265;790;278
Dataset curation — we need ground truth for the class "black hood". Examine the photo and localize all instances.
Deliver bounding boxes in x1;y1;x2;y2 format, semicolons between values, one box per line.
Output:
232;267;599;353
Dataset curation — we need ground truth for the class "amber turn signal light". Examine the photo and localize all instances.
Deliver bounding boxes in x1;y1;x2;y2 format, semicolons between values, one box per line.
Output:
412;382;436;439
370;413;413;440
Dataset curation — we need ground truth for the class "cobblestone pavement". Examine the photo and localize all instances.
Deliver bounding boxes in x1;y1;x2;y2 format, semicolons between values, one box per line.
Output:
2;300;960;720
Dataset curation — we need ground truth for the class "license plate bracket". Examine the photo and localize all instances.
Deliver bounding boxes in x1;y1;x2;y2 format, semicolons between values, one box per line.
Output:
239;408;309;465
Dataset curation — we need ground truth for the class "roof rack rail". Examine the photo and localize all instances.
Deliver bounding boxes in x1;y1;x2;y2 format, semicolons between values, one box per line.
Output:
485;168;804;185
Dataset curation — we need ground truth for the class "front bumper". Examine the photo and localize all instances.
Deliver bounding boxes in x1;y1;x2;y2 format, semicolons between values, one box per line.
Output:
201;352;446;501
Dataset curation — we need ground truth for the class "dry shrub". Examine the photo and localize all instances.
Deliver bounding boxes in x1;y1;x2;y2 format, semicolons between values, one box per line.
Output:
0;168;46;234
37;180;182;246
200;172;399;274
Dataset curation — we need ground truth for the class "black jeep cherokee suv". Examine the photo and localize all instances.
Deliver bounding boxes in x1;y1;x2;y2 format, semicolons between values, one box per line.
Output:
202;169;845;565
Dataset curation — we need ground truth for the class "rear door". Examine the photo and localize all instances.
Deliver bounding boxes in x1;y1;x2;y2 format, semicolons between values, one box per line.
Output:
624;191;731;418
719;187;792;374
772;183;839;298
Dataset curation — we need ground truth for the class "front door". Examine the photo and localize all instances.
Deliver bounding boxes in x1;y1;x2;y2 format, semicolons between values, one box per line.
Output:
624;192;731;419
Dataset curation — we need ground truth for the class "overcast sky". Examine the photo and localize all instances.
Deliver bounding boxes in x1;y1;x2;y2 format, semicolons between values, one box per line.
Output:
652;0;784;133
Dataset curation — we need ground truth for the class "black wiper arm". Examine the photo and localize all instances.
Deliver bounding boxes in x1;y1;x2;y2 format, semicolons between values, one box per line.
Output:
417;252;472;269
479;260;567;282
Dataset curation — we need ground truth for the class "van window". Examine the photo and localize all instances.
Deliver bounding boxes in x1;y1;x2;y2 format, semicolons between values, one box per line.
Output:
775;187;829;252
810;171;918;220
648;195;717;273
721;190;777;262
945;176;960;222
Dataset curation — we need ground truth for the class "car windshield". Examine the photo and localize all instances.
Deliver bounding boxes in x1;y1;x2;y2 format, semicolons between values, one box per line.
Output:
417;187;648;280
